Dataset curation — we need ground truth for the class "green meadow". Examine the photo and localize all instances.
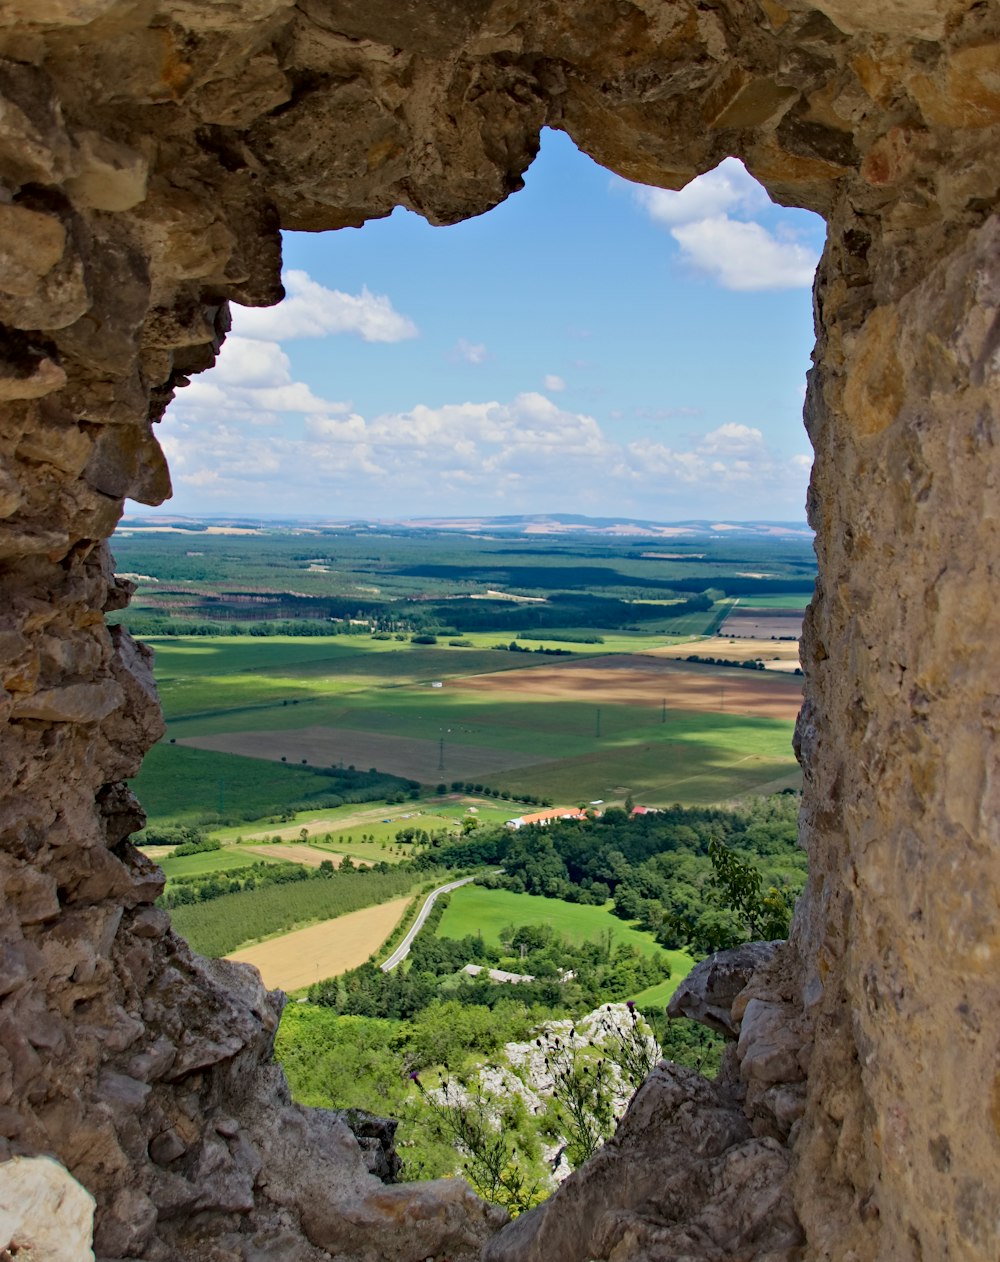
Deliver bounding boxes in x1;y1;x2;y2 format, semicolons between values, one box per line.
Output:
436;885;695;1001
131;743;336;824
153;846;283;880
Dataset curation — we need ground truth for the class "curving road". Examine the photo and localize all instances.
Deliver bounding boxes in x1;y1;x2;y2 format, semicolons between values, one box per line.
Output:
380;875;478;972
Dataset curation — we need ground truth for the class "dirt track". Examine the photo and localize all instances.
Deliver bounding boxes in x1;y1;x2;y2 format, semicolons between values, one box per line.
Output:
226;896;411;990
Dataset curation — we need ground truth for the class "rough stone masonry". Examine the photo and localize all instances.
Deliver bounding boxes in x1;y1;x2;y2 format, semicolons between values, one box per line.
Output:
0;0;997;1259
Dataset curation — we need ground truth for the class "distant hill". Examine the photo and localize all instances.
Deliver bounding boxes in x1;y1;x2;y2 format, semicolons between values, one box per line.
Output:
117;512;812;540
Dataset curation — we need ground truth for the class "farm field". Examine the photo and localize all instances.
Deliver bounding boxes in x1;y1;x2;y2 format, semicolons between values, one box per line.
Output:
157;649;801;813
451;655;802;720
242;843;372;869
650;636;802;672
179;724;554;782
720;608;804;639
226;896;412;990
131;743;337;825
121;526;814;829
205;799;516;851
151;846;282;880
169;867;423;957
731;593;811;610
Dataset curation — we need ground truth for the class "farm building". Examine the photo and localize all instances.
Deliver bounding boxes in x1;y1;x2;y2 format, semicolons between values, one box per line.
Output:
505;807;591;829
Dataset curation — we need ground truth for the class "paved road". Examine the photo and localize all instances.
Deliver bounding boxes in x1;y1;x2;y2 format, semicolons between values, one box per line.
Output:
380;875;478;972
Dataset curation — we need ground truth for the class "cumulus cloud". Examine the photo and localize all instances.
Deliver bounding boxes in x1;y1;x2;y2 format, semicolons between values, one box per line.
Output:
634;158;768;227
543;374;566;392
671;218;818;291
627;424;809;507
160;367;813;522
173;335;349;420
633;158;820;291
233;269;418;343
452;338;489;364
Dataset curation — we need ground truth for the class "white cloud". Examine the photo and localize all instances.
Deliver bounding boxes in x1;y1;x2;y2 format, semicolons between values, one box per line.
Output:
173;335;350;419
628;424;809;505
160;372;813;522
697;422;765;455
452;338;488;364
543;374;566;392
670;218;818;291
233;269;418;343
634;158;768;227
633;158;820;292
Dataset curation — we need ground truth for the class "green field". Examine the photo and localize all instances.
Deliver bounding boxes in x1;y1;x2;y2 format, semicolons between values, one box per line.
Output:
130;742;337;824
730;594;812;610
170;868;426;957
138;638;800;823
152;846;283;879
122;527;810;832
436;885;694;984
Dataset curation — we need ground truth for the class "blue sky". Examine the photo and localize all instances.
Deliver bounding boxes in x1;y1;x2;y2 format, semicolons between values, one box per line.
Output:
156;129;825;522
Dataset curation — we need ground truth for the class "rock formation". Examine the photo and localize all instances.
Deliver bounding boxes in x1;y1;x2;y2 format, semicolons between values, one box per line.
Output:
0;0;997;1259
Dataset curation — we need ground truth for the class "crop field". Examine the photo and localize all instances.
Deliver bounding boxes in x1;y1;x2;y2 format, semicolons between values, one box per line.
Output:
151;846;282;880
451;655;802;721
157;650;801;810
242;843;372;869
168;867;422;957
226;896;412;990
650;635;802;672
731;593;812;610
718;607;804;639
131;743;335;824
125;526;814;828
436;886;694;995
179;725;555;782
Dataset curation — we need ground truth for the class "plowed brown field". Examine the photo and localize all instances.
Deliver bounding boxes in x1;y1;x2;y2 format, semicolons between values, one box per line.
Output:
451;655;802;721
226;895;411;990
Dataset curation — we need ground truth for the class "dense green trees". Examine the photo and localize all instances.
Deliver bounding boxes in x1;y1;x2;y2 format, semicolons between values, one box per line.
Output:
444;795;805;957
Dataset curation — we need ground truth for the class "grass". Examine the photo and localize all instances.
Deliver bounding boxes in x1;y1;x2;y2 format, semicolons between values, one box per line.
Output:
437;885;693;967
436;885;695;1004
730;594;812;610
129;742;334;824
154;847;283;879
169;867;427;957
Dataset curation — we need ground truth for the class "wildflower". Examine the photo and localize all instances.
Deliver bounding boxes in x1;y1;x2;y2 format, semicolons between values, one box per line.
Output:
626;1000;636;1011
409;1070;420;1083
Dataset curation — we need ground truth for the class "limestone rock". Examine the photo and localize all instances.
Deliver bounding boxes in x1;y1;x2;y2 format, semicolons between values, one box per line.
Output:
0;2;997;1260
484;1062;802;1262
668;941;782;1037
0;204;66;296
0;1155;95;1262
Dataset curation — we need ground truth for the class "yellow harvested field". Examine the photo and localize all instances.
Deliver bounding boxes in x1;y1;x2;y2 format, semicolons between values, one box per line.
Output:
226;896;412;991
648;636;802;672
242;843;372;868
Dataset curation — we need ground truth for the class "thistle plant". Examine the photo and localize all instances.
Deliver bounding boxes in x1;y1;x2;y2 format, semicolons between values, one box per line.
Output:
593;1000;660;1094
409;1070;542;1215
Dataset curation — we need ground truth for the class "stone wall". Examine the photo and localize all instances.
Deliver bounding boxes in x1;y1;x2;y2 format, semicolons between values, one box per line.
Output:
0;1;997;1259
